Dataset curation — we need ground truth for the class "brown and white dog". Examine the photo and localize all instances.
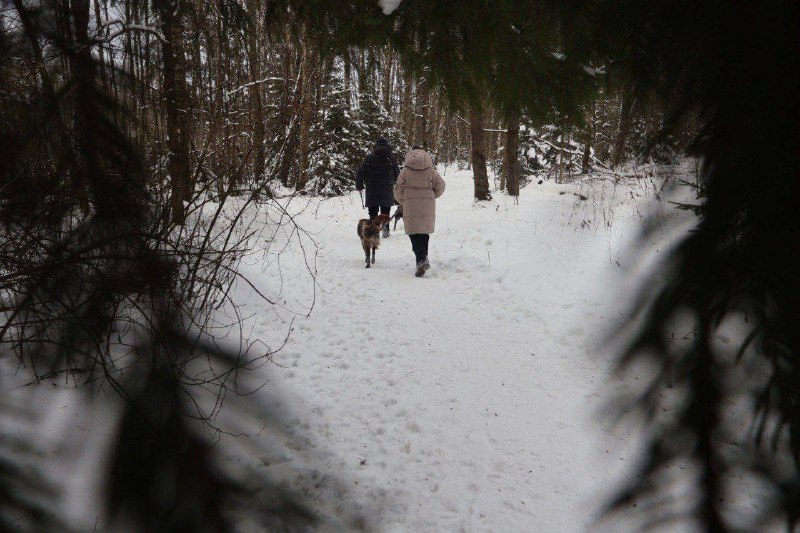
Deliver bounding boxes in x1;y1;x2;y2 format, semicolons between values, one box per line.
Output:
357;214;390;268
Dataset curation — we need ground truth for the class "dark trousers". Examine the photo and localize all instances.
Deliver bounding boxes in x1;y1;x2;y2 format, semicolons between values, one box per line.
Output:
368;205;391;219
409;234;429;263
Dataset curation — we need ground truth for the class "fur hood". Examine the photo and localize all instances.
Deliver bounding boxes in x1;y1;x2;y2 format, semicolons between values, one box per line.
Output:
394;148;445;235
403;149;433;170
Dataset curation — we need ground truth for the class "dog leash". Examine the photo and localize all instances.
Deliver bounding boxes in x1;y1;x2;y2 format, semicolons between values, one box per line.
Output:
358;189;364;209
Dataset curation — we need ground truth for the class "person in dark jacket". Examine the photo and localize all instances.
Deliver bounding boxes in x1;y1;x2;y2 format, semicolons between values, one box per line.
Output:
355;137;400;238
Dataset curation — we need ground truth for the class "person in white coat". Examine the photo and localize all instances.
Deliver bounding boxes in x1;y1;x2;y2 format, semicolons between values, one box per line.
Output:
393;146;446;277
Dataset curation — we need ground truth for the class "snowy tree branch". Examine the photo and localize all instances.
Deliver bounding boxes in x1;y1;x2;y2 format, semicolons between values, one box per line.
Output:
225;76;286;100
95;19;166;43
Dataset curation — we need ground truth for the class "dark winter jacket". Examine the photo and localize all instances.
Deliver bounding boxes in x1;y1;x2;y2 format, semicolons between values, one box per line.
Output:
355;140;400;207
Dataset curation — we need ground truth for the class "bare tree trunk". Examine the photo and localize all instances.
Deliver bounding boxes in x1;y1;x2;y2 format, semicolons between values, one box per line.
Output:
414;76;430;149
191;3;203;104
212;12;227;197
68;0;95;215
358;48;368;96
246;0;266;181
132;5;144;135
368;48;379;91
429;88;441;153
160;0;191;224
582;99;595;173
278;40;297;187
470;105;491;201
499;142;506;192
296;42;314;192
342;49;351;107
382;45;393;113
142;3;154;134
92;0;105;88
612;91;635;168
504;111;520;196
401;70;413;140
434;100;447;159
103;0;119;103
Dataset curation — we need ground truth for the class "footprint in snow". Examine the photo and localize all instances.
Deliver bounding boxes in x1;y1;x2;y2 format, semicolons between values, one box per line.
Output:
406;421;421;433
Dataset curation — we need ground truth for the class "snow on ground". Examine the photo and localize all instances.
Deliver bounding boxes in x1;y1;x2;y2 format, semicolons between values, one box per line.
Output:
224;164;696;531
0;163;699;531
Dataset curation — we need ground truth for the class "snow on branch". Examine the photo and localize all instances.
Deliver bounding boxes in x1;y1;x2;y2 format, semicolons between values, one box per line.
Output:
452;114;509;132
225;76;286;100
582;65;606;77
379;0;403;15
96;19;166;43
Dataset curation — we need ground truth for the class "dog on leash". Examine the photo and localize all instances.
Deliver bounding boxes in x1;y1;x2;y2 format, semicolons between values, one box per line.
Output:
391;204;403;230
357;214;390;268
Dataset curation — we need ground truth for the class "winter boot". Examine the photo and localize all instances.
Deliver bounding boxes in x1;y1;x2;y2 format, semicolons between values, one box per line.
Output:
415;257;430;277
382;226;390;239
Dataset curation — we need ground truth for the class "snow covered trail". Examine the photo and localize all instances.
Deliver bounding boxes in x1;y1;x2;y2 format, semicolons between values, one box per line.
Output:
229;167;688;531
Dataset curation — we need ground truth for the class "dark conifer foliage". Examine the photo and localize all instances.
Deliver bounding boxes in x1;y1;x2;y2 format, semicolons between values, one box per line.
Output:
308;77;407;196
577;1;800;529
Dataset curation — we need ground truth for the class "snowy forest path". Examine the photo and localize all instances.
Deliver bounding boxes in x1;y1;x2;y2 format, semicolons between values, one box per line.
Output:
235;169;643;531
